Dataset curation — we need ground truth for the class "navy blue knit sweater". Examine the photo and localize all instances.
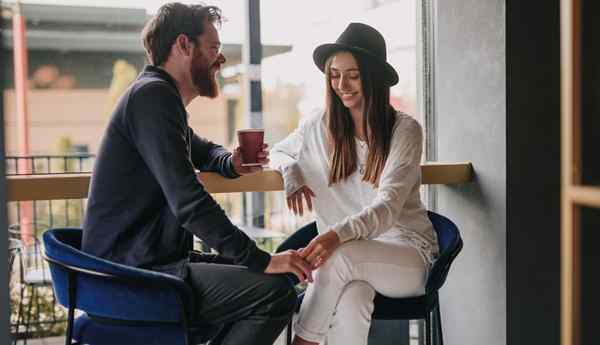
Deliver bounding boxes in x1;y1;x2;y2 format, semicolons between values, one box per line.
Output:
82;65;270;276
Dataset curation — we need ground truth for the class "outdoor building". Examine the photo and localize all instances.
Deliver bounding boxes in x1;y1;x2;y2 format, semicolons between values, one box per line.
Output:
1;2;291;155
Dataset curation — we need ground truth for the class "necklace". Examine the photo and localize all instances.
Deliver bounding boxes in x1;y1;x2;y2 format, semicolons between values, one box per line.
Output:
357;139;367;174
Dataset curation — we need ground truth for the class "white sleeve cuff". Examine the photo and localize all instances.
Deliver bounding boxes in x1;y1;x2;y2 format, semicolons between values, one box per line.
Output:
332;222;356;243
282;162;306;197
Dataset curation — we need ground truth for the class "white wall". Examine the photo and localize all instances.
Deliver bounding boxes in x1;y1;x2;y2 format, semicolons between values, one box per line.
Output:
433;0;506;344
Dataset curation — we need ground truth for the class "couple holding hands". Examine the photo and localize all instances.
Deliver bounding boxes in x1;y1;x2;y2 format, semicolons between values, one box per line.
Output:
83;3;438;345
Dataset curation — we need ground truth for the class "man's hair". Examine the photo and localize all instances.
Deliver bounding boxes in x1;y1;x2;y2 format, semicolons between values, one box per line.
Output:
141;2;222;66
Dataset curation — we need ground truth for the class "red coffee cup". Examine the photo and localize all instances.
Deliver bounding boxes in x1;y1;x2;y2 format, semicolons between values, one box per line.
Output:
237;129;264;166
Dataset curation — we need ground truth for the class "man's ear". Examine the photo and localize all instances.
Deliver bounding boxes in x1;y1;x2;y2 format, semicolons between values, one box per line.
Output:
174;34;194;57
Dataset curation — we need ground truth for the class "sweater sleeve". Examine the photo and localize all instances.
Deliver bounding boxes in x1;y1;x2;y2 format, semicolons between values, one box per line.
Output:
126;82;270;272
189;129;240;178
269;110;323;196
269;117;311;196
331;117;423;242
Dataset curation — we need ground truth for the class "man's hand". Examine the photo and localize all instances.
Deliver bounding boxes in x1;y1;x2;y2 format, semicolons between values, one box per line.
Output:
232;143;270;175
300;231;342;268
265;250;314;283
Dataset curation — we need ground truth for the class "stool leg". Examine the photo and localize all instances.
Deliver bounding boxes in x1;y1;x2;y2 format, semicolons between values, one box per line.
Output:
15;282;26;342
418;320;426;345
65;272;77;345
435;304;444;345
23;286;35;345
15;285;25;344
425;313;431;345
286;320;292;345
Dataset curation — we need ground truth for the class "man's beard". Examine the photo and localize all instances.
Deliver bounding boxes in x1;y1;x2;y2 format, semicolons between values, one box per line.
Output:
191;52;220;98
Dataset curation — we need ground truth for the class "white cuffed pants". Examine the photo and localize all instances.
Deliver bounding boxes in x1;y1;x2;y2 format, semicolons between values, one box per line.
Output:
294;239;428;345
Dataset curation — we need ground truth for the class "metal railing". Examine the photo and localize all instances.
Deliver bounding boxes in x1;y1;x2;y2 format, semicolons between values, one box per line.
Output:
6;155;94;235
6;154;96;176
6;154;95;342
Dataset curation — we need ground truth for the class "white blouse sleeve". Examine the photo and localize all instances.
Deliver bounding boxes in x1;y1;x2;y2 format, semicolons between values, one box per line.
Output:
269;117;311;197
331;117;423;242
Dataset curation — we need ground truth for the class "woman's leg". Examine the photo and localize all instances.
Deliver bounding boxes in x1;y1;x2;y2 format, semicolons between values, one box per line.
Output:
326;281;376;345
293;239;427;345
291;281;375;345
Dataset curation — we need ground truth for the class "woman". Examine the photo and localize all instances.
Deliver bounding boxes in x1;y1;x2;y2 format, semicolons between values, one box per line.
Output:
270;23;439;345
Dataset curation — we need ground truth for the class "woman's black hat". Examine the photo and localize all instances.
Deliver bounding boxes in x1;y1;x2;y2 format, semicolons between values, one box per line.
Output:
313;22;399;86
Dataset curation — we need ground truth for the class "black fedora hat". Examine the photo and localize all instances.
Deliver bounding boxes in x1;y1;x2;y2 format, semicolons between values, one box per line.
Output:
313;22;399;86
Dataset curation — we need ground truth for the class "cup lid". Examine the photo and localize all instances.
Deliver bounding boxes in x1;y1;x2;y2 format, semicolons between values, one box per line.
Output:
237;128;264;133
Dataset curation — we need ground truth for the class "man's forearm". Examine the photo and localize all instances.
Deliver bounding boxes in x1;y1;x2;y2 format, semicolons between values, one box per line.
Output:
190;133;239;177
185;209;270;272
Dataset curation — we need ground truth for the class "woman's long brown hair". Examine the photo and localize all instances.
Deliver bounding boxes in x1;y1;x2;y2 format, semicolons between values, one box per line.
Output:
325;51;396;186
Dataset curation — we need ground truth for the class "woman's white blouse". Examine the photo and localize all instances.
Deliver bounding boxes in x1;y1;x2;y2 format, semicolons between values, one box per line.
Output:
269;110;439;265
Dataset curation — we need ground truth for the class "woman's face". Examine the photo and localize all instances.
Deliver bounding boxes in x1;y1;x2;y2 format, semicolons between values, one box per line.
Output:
329;52;364;112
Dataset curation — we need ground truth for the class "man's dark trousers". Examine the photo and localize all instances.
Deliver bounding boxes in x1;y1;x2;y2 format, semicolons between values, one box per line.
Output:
185;259;296;345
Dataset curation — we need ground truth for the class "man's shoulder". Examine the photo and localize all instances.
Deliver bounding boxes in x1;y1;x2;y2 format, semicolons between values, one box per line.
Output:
130;75;178;98
124;75;183;119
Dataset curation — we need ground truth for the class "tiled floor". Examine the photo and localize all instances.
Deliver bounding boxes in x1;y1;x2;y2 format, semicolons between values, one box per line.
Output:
24;333;289;345
24;322;420;344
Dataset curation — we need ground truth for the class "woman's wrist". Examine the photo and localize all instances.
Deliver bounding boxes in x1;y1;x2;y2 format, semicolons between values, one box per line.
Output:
282;162;306;196
332;224;355;243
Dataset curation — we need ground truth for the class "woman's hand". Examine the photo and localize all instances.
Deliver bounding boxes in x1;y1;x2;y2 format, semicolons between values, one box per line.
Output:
300;230;341;268
286;186;316;216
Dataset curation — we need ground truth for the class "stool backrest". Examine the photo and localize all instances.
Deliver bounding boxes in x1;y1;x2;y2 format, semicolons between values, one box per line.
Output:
425;211;463;293
43;228;193;323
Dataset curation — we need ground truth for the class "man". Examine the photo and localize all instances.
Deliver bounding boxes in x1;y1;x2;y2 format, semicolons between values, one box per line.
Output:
82;3;312;344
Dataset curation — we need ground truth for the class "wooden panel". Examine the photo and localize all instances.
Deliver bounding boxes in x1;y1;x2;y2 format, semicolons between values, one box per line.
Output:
7;174;91;202
6;162;474;202
199;170;284;193
421;162;473;185
569;186;600;208
561;0;582;345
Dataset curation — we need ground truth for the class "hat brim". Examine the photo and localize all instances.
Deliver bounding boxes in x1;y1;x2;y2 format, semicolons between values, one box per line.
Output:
313;43;399;86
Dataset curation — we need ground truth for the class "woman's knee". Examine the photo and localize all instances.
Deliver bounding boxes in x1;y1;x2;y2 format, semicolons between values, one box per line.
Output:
335;281;376;317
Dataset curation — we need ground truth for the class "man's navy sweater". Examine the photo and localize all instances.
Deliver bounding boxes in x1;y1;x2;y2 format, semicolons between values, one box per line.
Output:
82;65;270;276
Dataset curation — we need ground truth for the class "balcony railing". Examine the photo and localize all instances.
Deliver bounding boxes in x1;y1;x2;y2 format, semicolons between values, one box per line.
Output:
7;162;473;201
6;154;96;176
6;154;96;344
